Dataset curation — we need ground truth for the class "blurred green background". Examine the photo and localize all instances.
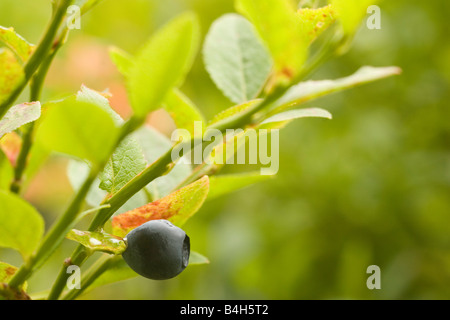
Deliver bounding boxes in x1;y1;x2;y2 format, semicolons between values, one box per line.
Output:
0;0;449;299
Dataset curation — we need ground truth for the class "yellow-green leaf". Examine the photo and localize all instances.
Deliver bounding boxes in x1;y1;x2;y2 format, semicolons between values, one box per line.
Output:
163;89;205;137
35;96;120;166
331;0;378;34
129;13;200;118
0;191;44;259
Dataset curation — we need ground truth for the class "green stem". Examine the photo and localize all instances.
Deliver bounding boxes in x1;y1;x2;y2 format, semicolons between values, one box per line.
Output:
10;32;67;194
0;0;73;120
61;254;116;300
47;248;92;300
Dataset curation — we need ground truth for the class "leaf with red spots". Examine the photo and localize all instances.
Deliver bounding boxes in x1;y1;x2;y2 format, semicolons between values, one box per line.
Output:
0;261;18;284
297;5;336;44
0;27;35;64
0;261;29;300
112;176;209;237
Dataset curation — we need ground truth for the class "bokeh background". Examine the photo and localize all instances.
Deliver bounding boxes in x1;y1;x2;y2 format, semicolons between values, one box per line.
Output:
0;0;449;299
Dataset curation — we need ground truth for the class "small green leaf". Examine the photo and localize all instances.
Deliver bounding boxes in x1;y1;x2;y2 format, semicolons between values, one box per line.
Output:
0;101;41;139
0;261;30;300
0;262;29;300
0;150;14;190
0;49;25;107
207;99;261;128
109;46;134;78
331;0;378;34
112;176;210;237
163;89;205;137
189;251;210;265
208;172;273;200
0;191;44;258
259;108;332;129
109;47;205;135
297;5;336;44
99;136;147;195
0;26;35;64
0;27;34;107
35;96;120;166
0;261;18;284
128;13;200;118
269;66;402;115
66;229;127;255
0;131;21;168
77;85;123;125
203;14;272;104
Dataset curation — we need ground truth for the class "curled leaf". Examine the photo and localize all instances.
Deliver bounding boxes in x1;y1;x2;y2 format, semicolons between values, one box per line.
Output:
66;229;127;255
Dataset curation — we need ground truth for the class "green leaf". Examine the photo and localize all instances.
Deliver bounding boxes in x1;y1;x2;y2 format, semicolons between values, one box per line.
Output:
0;261;28;300
163;89;205;137
0;131;21;167
0;191;44;258
112;176;210;237
203;14;272;104
0;26;35;64
208;172;273;200
66;229;127;255
76;85;123;125
269;66;402;115
109;47;205;135
189;251;210;265
0;49;24;107
0;261;18;284
259;108;332;129
297;5;337;44
109;46;134;78
207;99;261;128
331;0;378;34
99;136;147;195
0;101;41;139
74;85;149;206
128;13;200;118
0;150;14;190
0;27;34;107
35;96;120;166
236;0;307;83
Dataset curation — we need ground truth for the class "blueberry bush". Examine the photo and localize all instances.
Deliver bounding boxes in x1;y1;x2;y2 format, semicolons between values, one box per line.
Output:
0;0;400;300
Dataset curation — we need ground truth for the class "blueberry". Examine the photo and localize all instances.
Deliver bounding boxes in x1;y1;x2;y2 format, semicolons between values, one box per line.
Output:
122;220;190;280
